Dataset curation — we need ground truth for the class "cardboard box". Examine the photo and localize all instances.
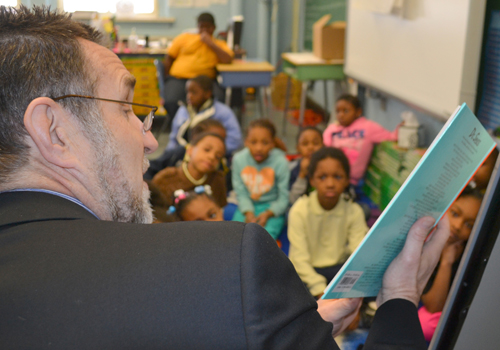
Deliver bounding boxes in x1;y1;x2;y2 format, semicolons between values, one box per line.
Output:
313;15;346;60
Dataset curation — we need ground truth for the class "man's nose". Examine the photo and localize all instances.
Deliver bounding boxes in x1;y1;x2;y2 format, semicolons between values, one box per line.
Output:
143;130;158;154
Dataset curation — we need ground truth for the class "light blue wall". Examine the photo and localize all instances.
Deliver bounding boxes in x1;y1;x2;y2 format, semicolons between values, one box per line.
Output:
364;96;444;147
20;0;234;39
22;0;55;7
118;4;232;38
18;0;273;61
240;0;294;64
20;0;446;140
240;0;258;58
276;0;294;60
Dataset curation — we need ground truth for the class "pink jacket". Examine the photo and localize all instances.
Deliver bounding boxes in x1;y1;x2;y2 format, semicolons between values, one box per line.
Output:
323;117;398;185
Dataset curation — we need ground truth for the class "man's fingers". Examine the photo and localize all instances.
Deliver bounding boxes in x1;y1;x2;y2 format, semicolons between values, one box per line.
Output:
334;298;362;316
317;298;362;323
422;215;450;258
400;216;436;261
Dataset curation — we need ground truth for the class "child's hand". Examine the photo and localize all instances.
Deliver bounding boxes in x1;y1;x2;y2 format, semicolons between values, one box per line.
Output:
200;31;214;46
299;158;310;179
255;210;274;227
441;240;465;265
245;211;256;223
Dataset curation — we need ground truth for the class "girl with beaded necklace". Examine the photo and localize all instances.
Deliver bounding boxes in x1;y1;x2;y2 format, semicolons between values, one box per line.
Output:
152;132;227;210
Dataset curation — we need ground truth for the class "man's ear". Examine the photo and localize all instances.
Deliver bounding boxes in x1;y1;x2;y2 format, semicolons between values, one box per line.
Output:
23;97;79;168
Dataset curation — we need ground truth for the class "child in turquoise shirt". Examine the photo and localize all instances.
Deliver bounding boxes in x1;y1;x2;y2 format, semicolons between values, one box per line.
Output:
231;119;290;239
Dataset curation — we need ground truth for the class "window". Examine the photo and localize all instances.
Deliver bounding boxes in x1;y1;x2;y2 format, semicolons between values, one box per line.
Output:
61;0;156;16
0;0;19;7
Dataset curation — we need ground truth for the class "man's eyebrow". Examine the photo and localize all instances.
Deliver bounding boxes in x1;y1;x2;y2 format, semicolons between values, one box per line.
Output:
124;75;136;89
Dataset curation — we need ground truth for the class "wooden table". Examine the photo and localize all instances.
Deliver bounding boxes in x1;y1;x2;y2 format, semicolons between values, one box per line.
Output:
281;52;345;129
217;60;275;118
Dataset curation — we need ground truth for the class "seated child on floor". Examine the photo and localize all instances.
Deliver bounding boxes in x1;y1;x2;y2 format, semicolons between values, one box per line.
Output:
167;74;242;155
152;132;227;213
289;126;323;205
231;119;290;240
323;94;398;186
418;186;483;342
288;147;368;299
145;119;227;179
167;185;223;222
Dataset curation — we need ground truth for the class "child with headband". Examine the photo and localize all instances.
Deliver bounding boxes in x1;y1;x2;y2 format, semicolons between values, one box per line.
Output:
167;185;223;222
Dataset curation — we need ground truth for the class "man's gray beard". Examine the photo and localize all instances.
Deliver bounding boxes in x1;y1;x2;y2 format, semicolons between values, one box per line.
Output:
81;105;153;224
94;139;154;224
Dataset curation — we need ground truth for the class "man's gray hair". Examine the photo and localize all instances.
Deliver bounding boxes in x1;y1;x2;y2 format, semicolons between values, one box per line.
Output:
0;5;104;182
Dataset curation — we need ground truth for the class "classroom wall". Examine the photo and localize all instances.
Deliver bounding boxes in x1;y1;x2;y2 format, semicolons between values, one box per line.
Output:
363;95;444;146
22;0;56;8
17;0;456;144
117;4;232;40
240;0;294;64
240;0;258;58
19;0;239;44
361;0;500;146
276;1;294;63
18;0;294;63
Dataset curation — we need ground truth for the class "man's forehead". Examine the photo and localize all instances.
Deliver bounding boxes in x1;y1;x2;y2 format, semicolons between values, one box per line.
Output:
78;38;136;92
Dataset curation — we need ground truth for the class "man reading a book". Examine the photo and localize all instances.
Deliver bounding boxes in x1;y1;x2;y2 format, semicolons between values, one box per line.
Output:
0;6;450;349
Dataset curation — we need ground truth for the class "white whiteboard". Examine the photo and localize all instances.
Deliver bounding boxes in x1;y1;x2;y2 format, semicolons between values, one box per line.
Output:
345;0;487;119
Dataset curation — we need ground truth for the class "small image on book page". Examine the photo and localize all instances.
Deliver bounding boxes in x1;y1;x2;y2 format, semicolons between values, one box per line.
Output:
331;271;364;293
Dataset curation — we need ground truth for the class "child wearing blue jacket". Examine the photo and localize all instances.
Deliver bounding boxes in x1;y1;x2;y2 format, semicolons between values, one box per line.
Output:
231;119;290;239
167;75;242;155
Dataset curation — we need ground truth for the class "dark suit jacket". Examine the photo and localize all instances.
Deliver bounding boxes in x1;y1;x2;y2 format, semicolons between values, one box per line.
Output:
0;191;426;349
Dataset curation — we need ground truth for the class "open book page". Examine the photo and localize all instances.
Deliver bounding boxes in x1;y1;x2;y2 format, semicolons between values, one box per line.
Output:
322;103;497;299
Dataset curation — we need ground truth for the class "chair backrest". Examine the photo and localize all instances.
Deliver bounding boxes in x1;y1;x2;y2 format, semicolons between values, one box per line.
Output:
153;59;165;99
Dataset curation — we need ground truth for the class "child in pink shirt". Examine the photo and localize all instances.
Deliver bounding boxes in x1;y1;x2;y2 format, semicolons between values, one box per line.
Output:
323;94;398;185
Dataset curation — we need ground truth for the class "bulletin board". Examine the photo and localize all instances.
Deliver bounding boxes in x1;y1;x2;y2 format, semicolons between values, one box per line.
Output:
304;0;346;50
344;0;487;119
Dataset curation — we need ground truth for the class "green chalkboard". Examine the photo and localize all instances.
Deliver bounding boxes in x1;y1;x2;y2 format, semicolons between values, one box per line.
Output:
304;0;346;50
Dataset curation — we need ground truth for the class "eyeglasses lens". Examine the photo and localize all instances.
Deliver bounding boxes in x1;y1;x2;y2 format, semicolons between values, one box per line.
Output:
143;111;154;132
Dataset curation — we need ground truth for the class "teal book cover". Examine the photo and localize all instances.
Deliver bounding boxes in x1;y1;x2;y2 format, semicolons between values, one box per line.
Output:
322;103;497;299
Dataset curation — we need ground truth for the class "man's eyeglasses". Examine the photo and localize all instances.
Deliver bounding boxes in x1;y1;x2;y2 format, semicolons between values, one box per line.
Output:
51;94;157;133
